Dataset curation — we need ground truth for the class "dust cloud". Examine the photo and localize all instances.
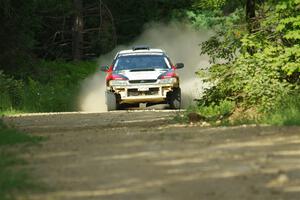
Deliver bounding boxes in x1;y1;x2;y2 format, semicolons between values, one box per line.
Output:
79;23;212;112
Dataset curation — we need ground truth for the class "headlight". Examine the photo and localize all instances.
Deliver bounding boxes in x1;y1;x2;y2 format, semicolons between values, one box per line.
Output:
158;78;177;84
109;80;128;86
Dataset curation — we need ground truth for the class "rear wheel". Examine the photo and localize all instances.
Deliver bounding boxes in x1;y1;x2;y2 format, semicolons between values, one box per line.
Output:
105;91;118;111
168;88;181;109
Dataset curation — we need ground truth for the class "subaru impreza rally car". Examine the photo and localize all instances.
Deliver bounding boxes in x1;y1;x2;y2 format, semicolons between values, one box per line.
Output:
101;46;184;111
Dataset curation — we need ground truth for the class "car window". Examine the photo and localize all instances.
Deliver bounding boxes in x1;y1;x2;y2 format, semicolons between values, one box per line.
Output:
114;55;170;71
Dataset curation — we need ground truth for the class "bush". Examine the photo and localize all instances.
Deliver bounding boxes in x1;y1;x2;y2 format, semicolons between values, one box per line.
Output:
188;100;235;121
263;93;300;126
196;101;235;120
0;71;24;113
1;60;97;114
196;0;300;114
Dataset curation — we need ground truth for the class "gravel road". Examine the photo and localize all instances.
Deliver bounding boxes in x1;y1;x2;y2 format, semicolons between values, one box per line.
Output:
3;111;300;200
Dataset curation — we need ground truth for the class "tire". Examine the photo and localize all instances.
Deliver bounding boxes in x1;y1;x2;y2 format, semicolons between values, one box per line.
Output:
105;91;117;111
168;88;181;109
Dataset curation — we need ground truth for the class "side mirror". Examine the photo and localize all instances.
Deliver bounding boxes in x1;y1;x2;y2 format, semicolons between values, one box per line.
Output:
100;65;109;72
175;63;184;69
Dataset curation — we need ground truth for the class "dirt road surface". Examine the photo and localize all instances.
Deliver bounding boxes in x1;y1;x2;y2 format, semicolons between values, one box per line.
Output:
3;111;300;200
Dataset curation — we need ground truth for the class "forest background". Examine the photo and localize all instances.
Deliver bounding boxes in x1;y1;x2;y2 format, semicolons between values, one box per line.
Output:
0;0;299;125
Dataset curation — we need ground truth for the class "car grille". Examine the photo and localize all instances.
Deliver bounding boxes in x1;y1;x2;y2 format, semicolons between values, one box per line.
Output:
128;88;159;96
129;80;157;84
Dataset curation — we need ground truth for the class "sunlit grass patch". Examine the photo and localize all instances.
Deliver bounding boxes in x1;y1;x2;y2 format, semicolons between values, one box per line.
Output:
194;100;235;121
0;109;24;116
263;93;300;126
178;100;235;124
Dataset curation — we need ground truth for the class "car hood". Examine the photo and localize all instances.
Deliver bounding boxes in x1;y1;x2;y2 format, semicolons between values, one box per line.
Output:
115;69;169;81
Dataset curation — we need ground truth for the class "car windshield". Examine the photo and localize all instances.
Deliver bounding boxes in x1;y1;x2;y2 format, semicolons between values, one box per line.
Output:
114;55;170;71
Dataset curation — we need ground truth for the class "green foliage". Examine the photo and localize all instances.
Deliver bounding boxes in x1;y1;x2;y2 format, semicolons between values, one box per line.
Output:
173;100;235;124
0;61;97;114
191;0;244;12
202;51;294;111
185;10;218;28
192;0;227;10
0;71;24;111
197;0;300;115
188;100;235;121
190;8;246;62
262;92;300;126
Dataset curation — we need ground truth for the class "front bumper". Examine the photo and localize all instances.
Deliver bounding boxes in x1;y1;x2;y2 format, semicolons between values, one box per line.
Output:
110;83;177;104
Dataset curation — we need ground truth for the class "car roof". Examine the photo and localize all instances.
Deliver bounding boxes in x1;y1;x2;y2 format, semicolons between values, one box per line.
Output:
115;48;166;59
119;48;164;54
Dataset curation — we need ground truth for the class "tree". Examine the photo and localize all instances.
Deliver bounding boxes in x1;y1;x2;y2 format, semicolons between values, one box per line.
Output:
197;0;300;112
0;0;194;66
246;0;256;32
72;0;84;61
0;0;39;73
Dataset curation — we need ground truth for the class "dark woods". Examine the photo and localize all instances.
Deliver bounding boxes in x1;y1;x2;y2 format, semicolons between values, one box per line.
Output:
0;0;259;72
0;0;192;71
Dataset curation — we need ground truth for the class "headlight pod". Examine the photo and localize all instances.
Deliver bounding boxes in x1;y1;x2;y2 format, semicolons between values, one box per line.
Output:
158;77;177;84
109;80;128;86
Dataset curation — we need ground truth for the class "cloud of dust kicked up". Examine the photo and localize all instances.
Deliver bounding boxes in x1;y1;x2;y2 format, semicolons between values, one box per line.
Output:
79;23;213;112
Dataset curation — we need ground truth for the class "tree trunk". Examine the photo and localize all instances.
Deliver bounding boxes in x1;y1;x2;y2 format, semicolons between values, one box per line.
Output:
246;0;256;55
72;0;84;61
246;0;256;32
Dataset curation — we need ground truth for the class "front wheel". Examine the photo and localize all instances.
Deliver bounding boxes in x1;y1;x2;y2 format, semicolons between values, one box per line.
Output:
105;91;117;111
168;88;181;109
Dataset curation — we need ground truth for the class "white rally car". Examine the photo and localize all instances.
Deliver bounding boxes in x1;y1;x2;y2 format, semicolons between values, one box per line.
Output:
101;46;184;111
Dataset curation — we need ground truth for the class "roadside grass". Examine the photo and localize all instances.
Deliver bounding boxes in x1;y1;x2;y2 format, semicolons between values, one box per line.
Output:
0;120;42;145
173;111;189;123
0;129;42;146
175;100;236;125
0;119;43;200
1;60;97;114
180;93;300;126
0;109;24;116
194;100;235;121
261;93;300;126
